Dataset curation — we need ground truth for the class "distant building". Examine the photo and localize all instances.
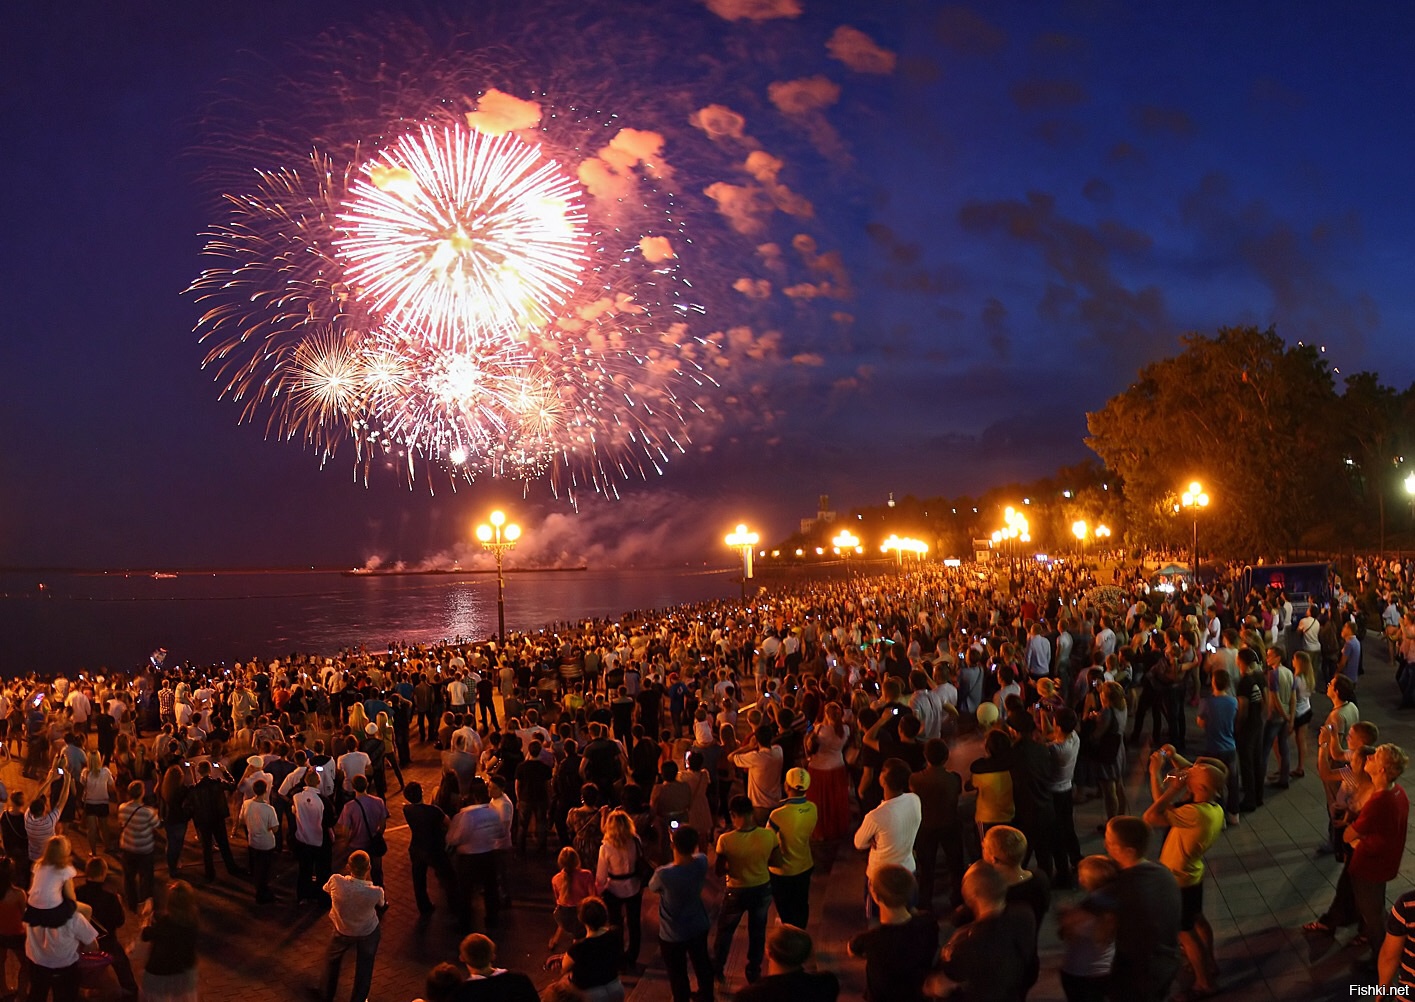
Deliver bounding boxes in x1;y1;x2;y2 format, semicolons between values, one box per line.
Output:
799;494;837;534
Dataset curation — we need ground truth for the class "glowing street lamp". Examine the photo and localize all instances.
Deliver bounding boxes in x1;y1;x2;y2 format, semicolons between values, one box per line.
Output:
1072;520;1088;563
475;509;521;642
832;529;860;575
882;534;928;568
1180;481;1210;580
724;523;760;601
1406;473;1415;527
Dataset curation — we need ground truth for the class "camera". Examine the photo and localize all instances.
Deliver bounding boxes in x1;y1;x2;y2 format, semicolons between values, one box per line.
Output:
670;820;680;830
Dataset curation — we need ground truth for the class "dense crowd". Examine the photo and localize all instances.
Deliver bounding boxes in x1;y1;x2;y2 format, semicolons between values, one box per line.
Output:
3;553;1415;1001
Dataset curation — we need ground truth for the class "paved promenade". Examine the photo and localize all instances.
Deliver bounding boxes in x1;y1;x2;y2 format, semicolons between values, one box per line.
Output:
14;643;1413;1002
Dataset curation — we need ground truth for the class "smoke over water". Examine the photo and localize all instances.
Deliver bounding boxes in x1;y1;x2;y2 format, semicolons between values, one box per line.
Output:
361;491;742;571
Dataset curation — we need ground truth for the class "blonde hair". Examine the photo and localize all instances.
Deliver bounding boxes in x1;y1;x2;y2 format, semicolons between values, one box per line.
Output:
601;808;635;848
39;835;71;870
1375;743;1411;780
982;825;1028;867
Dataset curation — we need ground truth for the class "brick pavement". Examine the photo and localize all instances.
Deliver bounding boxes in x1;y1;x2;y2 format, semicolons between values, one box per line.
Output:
19;637;1415;1001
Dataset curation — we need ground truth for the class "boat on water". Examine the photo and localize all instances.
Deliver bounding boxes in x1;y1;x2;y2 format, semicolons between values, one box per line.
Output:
151;572;178;580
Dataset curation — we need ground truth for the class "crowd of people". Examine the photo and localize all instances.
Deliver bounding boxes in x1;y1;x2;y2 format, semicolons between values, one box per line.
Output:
0;552;1413;1001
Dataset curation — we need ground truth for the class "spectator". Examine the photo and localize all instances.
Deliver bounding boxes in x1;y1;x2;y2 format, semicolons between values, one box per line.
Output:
322;851;384;1002
767;768;817;930
1143;752;1227;998
557;896;624;1002
1056;855;1119;1002
73;856;140;998
855;759;922;921
846;865;938;1002
938;861;1038;1002
648;825;714;1002
713;795;776;985
1097;816;1181;1001
733;925;839;1002
595;809;646;972
139;879;200;1002
452;933;538;1001
910;738;963;910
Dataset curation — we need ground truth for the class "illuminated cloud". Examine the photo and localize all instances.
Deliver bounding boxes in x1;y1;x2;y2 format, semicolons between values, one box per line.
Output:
791;352;825;366
784;282;830;299
832;311;855;325
756;243;785;271
703;0;801;21
733;277;773;299
464;89;543;136
704;181;772;234
827;26;897;74
639;236;675;263
768;76;841;115
690;104;748;141
578;128;669;203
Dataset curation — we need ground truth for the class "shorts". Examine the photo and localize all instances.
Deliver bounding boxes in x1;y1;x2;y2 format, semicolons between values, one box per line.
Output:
554;904;585;938
1294;709;1313;728
1179;881;1204;932
84;802;110;818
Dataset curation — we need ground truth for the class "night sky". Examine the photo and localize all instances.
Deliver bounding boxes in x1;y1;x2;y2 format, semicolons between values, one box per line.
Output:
4;0;1414;569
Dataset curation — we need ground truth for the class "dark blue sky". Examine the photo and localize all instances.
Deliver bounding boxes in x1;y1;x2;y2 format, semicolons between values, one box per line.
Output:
3;0;1413;568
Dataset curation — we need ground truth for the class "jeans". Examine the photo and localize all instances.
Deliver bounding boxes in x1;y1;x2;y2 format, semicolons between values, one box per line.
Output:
713;882;770;981
196;823;243;878
295;839;331;901
914;825;965;909
454;851;500;929
164;820;188;875
1207;747;1241;815
1262;718;1292;785
409;848;455;914
250;845;277;902
122;850;154;911
1052;790;1083;875
1237;721;1265;809
1322;866;1388;959
97;933;139;994
323;926;380;1002
604;888;643;966
26;961;79;1002
768;868;812;929
660;934;714;1002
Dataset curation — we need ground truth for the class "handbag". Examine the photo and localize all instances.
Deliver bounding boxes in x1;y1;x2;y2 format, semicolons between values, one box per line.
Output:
353;797;387;856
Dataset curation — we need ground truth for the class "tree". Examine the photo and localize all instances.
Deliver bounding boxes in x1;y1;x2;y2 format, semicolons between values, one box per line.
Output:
1086;326;1342;557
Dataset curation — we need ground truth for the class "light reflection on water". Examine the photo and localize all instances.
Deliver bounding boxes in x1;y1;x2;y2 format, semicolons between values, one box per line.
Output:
0;569;735;672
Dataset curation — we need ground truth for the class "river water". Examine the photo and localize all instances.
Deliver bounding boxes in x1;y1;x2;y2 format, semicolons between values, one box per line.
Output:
0;568;738;673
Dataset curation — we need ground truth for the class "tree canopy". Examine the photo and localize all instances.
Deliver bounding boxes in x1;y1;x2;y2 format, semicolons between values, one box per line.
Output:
1087;325;1415;556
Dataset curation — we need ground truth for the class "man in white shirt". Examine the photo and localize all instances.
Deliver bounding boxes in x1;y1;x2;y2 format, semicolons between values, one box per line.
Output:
728;727;785;825
239;779;280;904
323;851;385;1002
336;737;370;795
291;770;330;904
25;902;99;998
854;758;922;920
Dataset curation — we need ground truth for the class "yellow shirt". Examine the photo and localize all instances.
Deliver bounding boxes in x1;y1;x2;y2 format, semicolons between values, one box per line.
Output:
1159;801;1224;887
768;798;818;877
715;826;776;888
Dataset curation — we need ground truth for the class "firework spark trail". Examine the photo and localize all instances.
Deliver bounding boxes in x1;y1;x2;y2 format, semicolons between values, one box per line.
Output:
335;125;588;347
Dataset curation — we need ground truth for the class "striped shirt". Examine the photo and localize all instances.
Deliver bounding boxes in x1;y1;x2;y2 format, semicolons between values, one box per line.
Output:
1387;891;1415;986
118;802;160;855
25;809;60;862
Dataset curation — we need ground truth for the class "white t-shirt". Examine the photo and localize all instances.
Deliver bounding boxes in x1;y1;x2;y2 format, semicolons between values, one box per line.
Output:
28;864;76;909
853;792;922;875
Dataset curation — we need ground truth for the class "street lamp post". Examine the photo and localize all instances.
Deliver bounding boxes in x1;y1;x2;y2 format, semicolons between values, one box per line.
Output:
475;510;521;642
1405;473;1415;532
1180;481;1210;582
724;523;760;601
832;529;860;576
882;534;928;569
1072;520;1088;565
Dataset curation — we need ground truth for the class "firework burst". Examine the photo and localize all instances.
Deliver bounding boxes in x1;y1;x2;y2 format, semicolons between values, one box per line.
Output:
191;105;715;497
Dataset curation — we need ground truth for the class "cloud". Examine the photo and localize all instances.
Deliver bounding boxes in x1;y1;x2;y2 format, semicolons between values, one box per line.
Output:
791;233;850;295
831;311;854;325
768;76;841;115
690;104;748;141
578;128;668;204
1081;178;1113;204
934;5;1007;55
703;0;801;21
1106;141;1146;167
981;297;1010;359
703;181;773;234
704;153;812;231
958;190;1168;363
783;282;829;299
1132;104;1195;139
791;352;825;366
826;26;897;74
1010;78;1089;111
464;89;542;136
756;243;785;271
733;277;772;299
1180;171;1378;354
639;236;675;263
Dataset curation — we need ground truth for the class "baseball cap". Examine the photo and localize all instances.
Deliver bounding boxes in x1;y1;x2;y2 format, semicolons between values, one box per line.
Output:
785;767;811;792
